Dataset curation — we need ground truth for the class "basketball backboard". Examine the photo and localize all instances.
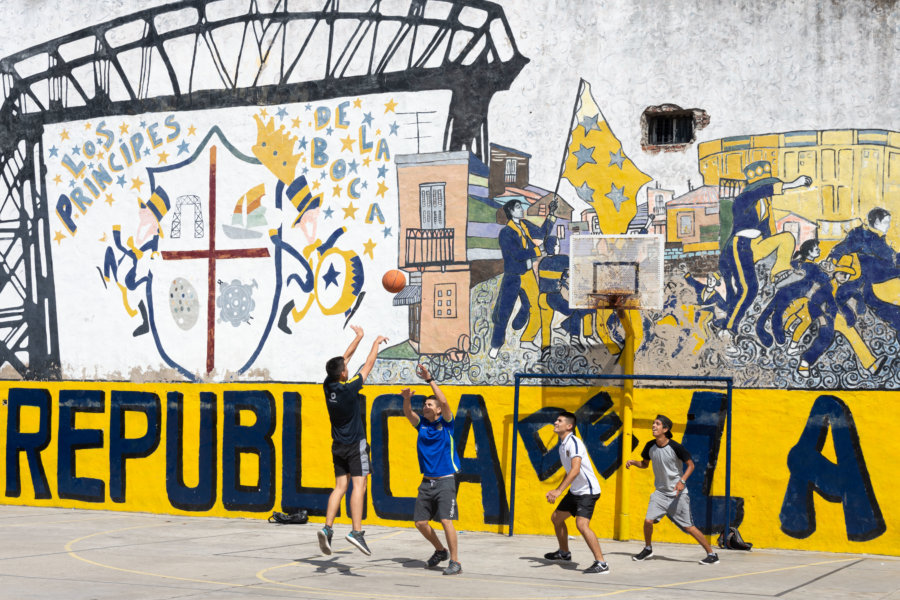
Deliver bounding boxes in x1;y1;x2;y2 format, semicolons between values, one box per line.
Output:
568;234;664;309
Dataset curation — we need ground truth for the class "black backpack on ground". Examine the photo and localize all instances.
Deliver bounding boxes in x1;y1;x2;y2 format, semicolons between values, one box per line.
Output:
268;510;309;524
718;526;752;550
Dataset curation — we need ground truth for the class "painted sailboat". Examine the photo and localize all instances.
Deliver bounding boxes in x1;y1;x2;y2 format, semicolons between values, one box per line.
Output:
223;183;267;239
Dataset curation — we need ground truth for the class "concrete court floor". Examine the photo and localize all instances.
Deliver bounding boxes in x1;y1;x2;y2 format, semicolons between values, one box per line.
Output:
0;505;898;600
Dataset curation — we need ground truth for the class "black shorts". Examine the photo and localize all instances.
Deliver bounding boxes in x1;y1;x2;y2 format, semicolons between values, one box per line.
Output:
556;491;600;519
413;475;459;522
332;439;370;477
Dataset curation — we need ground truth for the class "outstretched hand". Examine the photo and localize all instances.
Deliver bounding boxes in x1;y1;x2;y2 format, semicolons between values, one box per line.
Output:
350;325;364;338
373;335;389;346
400;387;413;401
416;364;432;381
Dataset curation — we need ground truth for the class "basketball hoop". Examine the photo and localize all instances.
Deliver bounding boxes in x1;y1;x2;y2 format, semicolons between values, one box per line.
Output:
568;234;664;311
588;291;641;310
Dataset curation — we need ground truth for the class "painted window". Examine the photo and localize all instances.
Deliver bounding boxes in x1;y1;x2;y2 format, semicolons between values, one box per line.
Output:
434;283;456;318
557;224;566;239
505;158;517;183
419;183;446;229
678;212;694;237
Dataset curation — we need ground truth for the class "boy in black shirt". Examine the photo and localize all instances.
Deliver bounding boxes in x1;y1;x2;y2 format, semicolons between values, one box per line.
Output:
318;325;388;556
625;415;719;565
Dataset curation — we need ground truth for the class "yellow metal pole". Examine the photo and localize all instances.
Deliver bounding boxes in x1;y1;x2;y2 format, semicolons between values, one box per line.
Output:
616;307;635;541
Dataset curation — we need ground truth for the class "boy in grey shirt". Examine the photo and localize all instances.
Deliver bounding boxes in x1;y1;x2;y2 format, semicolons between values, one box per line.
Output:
625;415;719;565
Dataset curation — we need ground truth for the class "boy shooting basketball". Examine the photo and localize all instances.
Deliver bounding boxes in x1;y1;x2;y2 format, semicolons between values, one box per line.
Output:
625;415;719;565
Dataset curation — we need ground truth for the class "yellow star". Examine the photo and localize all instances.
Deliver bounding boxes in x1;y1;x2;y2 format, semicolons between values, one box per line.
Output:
353;98;362;108
53;230;65;244
187;125;197;136
340;135;355;152
105;193;115;206
131;177;145;191
97;151;104;159
157;151;170;164
376;129;382;136
343;202;358;220
384;98;398;113
376;180;389;198
84;122;92;130
260;108;269;118
119;123;129;134
332;184;343;198
312;180;321;191
60;129;70;141
362;157;371;167
363;238;376;259
291;117;300;129
52;174;62;184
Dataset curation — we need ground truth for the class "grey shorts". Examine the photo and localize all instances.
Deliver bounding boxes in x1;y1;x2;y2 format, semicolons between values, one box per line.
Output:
413;475;458;522
645;490;694;529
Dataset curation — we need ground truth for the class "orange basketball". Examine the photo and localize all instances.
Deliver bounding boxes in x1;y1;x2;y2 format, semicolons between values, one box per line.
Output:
382;269;406;294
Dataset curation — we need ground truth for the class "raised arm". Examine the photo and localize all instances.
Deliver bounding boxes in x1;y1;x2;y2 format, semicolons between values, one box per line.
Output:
342;325;364;363
357;334;388;382
416;364;451;420
401;387;419;427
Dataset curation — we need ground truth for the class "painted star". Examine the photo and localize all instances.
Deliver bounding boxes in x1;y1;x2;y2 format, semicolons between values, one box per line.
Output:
326;126;334;136
88;162;95;170
575;181;595;203
322;263;340;288
105;193;115;206
72;145;81;155
608;148;626;169
116;175;127;187
53;230;65;245
276;107;288;120
376;129;381;136
347;159;359;174
573;144;596;168
343;202;358;220
362;157;371;167
323;206;335;219
52;174;62;184
362;112;374;127
143;148;151;157
85;122;93;130
139;120;147;128
188;125;197;136
332;184;342;197
376;181;389;198
363;238;376;259
377;164;388;178
305;103;313;111
319;171;327;180
301;166;309;175
581;113;602;134
384;98;398;113
60;129;70;141
97;151;104;159
361;180;368;189
119;123;129;134
291;117;301;129
297;136;308;150
312;180;321;191
353;98;362;108
157;151;170;164
259;108;269;118
605;183;628;212
340;135;355;152
131;176;145;191
68;179;77;189
389;121;399;136
382;226;392;238
49;145;59;158
177;140;190;155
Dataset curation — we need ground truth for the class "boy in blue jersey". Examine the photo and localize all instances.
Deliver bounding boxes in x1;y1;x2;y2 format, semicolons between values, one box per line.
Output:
317;325;388;557
401;364;463;576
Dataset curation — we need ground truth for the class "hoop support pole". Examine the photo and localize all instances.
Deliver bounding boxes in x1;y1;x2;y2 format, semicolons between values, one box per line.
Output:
617;308;635;540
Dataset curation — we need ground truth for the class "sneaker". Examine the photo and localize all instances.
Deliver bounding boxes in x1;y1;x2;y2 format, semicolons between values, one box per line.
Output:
317;526;333;555
426;548;449;568
632;547;653;561
699;553;720;565
443;560;462;575
346;530;371;555
583;561;610;574
544;550;572;561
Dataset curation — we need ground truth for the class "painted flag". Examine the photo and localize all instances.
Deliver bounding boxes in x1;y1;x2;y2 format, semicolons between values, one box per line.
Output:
561;80;652;234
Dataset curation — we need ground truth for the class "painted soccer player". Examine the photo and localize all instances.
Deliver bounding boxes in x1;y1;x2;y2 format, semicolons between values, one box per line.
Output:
401;364;463;575
543;411;610;574
317;325;388;556
626;415;719;565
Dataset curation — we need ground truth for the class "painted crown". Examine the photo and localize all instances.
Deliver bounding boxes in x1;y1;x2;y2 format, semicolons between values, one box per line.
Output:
743;160;773;184
252;115;301;184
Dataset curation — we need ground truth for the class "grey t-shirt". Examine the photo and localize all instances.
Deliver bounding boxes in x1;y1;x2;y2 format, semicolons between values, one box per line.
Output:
641;439;692;497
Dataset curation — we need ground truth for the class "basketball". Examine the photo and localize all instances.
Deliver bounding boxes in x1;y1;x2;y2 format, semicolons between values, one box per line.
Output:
382;269;406;294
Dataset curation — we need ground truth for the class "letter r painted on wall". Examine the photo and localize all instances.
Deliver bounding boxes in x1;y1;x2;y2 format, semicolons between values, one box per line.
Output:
780;395;885;541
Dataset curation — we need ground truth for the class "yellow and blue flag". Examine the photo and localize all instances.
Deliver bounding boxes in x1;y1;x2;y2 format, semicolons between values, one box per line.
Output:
561;80;651;234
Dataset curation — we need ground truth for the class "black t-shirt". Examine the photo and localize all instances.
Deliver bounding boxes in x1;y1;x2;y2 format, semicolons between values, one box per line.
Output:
323;374;366;445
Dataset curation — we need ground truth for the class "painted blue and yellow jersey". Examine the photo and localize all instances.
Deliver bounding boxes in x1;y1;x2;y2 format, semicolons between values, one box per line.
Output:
416;416;460;478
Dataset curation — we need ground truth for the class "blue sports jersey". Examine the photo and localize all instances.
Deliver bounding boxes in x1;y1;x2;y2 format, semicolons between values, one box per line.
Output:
416;416;460;478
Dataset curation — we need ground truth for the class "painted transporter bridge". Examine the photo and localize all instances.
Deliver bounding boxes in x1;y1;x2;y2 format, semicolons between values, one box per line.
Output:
0;0;528;379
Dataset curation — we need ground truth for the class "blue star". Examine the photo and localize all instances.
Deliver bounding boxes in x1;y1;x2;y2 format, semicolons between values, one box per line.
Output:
323;207;335;219
68;179;77;189
297;136;308;150
361;180;368;189
348;159;359;174
326;126;333;136
302;166;309;175
377;164;388;178
277;107;288;120
382;226;392;238
96;138;103;146
88;162;95;170
580;113;602;134
143;148;151;157
322;263;341;289
140;120;147;128
72;145;81;155
319;171;327;180
573;144;596;168
575;181;595;203
362;112;374;127
389;121;399;136
177;140;190;155
608;149;625;169
117;175;127;187
49;146;58;158
605;183;628;212
305;103;312;111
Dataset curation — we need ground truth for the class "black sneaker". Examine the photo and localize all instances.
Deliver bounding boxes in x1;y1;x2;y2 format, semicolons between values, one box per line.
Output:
632;547;653;561
700;553;720;565
317;526;333;555
583;561;610;574
346;530;371;555
544;550;572;561
443;560;462;575
426;549;449;568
